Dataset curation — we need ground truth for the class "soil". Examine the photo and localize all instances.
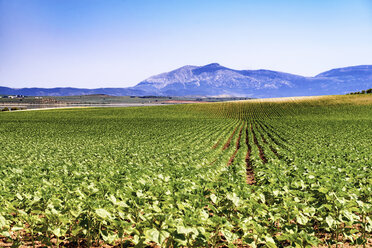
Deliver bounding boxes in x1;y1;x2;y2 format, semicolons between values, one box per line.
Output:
222;123;240;150
212;138;222;149
227;124;244;166
245;124;256;185
251;124;267;164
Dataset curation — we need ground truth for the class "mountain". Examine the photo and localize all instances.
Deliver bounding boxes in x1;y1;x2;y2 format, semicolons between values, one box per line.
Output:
1;64;372;97
132;63;372;97
0;87;144;97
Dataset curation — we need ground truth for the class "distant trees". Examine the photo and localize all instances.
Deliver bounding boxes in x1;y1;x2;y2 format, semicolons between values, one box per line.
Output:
1;107;24;111
347;88;372;95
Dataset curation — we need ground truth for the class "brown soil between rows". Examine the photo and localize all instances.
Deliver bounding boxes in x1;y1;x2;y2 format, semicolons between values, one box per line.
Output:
227;124;244;166
222;123;241;150
212;137;222;149
260;122;288;144
258;127;282;159
245;125;255;185
251;124;267;164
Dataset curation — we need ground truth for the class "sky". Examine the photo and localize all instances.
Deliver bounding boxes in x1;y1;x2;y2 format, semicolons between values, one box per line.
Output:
1;0;372;88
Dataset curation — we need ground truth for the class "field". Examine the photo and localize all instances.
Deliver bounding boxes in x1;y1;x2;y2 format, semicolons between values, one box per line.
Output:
0;95;252;106
0;94;371;247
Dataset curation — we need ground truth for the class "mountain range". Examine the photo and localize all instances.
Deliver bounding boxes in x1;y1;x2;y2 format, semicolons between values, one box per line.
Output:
1;64;372;98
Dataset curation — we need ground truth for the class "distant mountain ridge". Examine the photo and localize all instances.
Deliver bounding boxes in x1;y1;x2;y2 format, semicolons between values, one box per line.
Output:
2;64;372;97
0;87;144;97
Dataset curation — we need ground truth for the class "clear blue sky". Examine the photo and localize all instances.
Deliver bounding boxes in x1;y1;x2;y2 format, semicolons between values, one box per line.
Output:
1;0;372;88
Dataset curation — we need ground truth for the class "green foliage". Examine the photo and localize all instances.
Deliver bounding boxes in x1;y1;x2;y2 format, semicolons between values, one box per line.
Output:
348;88;372;94
0;96;371;247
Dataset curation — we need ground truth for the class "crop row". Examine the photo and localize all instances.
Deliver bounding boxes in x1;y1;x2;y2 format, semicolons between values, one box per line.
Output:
0;98;371;247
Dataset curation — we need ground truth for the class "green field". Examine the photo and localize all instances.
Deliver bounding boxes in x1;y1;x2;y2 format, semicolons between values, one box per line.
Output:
0;94;252;106
0;95;371;247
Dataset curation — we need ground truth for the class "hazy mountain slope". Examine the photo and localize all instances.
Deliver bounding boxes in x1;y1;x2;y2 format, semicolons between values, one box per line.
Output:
1;64;372;97
0;87;146;97
133;63;372;97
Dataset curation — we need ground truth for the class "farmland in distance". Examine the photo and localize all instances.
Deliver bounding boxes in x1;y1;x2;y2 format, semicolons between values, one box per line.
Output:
0;94;371;247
